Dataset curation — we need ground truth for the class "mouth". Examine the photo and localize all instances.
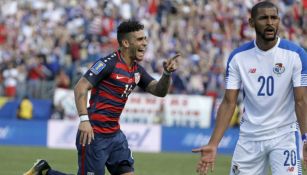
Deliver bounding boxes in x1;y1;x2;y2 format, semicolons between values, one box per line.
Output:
137;48;146;56
264;27;275;35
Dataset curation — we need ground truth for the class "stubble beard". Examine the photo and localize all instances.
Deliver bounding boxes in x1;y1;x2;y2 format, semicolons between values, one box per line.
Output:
255;26;278;42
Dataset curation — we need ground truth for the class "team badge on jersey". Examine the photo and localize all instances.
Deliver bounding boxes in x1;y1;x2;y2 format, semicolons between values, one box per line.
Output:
273;63;285;75
90;61;106;75
248;68;256;73
134;72;140;84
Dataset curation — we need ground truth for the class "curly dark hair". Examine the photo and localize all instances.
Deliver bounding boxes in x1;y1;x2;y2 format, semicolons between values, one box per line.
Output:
117;20;144;46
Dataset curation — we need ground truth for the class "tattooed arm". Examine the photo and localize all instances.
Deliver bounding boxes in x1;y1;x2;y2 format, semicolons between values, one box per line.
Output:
74;77;94;146
145;54;179;97
146;74;172;97
74;77;93;115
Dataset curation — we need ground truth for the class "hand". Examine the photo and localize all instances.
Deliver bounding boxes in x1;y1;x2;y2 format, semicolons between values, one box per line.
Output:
303;144;307;169
163;53;180;73
192;145;217;175
78;121;94;146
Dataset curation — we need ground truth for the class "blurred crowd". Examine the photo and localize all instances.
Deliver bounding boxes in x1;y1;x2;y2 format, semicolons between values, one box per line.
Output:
0;0;306;100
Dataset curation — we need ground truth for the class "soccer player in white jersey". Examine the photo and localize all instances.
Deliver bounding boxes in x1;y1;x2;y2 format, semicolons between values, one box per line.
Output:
193;1;307;175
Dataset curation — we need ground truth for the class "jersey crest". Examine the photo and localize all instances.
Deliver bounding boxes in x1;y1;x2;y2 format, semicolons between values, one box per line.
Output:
273;63;285;75
134;72;140;84
90;61;106;75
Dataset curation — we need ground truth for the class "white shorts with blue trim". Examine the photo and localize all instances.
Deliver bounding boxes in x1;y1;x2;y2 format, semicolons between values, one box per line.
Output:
230;131;302;175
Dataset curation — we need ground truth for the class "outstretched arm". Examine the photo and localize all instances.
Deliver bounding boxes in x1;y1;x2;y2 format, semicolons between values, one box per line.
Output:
145;54;179;97
192;89;239;174
294;87;307;168
207;89;239;146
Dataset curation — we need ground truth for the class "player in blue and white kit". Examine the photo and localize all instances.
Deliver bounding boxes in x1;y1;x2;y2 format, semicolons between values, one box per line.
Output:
193;1;307;175
24;20;179;175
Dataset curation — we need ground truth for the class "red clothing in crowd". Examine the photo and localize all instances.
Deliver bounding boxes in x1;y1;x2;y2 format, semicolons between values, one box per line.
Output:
28;64;46;80
0;23;7;45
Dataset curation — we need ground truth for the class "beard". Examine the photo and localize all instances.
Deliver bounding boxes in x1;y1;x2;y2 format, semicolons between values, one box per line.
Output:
255;25;278;41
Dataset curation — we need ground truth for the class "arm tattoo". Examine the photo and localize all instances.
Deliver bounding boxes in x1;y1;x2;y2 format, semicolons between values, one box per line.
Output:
146;74;171;97
75;89;89;115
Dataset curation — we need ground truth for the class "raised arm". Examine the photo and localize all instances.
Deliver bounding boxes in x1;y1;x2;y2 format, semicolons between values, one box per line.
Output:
192;89;239;174
145;54;179;97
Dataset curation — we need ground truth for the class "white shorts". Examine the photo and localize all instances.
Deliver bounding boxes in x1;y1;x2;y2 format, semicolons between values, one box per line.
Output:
230;131;302;175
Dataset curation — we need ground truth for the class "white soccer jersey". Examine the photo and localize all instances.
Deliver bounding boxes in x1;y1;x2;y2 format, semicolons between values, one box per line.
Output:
226;37;307;140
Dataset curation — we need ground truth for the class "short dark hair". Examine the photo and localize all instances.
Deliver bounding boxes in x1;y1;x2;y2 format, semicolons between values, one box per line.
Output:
117;20;144;46
251;1;278;18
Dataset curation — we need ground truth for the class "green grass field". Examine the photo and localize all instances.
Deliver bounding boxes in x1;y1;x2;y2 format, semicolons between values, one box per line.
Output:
1;146;306;175
0;146;232;175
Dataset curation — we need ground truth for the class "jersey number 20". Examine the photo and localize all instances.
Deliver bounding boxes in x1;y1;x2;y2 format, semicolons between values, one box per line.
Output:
257;76;274;96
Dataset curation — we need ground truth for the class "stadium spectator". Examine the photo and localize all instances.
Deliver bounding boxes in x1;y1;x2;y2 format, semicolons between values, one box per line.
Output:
17;96;33;120
0;0;305;100
24;19;179;175
55;69;70;89
193;1;307;175
3;61;18;97
27;54;51;98
0;20;7;45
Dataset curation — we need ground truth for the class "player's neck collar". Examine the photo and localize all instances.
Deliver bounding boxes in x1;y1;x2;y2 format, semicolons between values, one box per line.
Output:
254;37;280;53
117;49;135;68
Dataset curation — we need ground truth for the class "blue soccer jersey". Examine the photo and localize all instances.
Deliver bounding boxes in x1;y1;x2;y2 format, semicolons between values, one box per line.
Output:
83;50;154;134
226;38;307;140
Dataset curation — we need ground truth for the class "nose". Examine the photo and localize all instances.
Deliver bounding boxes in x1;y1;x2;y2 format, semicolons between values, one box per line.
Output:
267;18;273;25
267;17;274;25
143;38;148;46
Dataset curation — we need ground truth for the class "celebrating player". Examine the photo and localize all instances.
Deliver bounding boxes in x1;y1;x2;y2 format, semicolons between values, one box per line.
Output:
193;1;307;175
24;20;179;175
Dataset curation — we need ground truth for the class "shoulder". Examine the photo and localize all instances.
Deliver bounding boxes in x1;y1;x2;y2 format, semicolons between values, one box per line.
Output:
89;51;118;74
278;39;305;54
95;51;119;66
98;51;119;64
227;41;255;64
230;41;255;58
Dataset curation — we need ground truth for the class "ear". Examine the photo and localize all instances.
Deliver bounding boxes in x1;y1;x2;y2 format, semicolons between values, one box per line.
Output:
248;18;254;28
122;39;129;48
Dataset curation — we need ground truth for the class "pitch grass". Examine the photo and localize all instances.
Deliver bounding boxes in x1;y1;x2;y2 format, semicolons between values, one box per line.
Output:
0;146;231;175
2;146;306;175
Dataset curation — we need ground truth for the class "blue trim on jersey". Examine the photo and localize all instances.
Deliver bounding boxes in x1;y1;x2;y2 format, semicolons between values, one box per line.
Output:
225;41;255;78
278;39;307;75
295;131;302;175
